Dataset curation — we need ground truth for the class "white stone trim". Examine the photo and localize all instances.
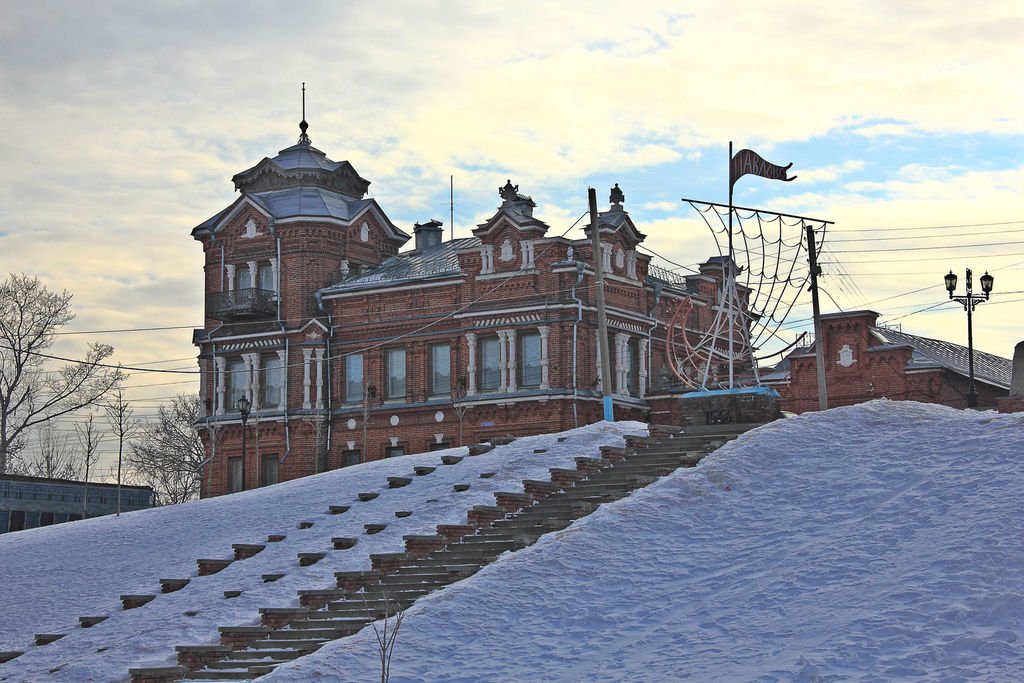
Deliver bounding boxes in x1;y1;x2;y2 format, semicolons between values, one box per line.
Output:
614;332;629;395
465;333;477;397
276;349;288;410
497;330;508;393
215;356;226;415
314;348;325;409
480;245;495;274
225;264;236;292
507;329;518;393
302;348;313;409
639;338;648;398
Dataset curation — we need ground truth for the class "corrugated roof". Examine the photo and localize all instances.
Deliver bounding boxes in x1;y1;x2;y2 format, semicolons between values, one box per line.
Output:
870;327;1011;389
321;237;480;295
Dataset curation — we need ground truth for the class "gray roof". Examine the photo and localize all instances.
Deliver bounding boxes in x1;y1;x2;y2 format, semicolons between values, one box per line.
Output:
763;326;1011;390
320;237;480;295
194;187;409;240
870;327;1011;389
249;187;373;222
268;143;347;172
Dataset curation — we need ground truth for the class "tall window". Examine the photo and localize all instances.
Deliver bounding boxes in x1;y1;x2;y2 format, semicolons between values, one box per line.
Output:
479;336;501;391
226;358;248;410
258;263;275;292
386;446;406;458
430;343;451;396
262;454;279;486
519;332;542;387
385;347;406;400
342;450;361;467
236;266;252;290
345;354;363;403
262;355;283;408
626;339;640;396
228;457;244;493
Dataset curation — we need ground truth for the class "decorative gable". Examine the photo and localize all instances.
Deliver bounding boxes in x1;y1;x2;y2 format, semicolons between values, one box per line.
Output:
581;186;646;281
473;180;550;241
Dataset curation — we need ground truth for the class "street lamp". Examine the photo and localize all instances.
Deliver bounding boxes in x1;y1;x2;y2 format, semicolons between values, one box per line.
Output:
238;396;252;484
944;268;994;408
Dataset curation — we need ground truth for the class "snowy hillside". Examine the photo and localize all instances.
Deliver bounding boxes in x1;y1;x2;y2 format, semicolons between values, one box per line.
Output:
2;401;1022;682
265;401;1024;682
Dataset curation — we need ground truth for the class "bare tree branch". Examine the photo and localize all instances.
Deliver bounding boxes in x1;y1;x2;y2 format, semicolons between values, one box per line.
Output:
0;273;125;474
127;393;205;504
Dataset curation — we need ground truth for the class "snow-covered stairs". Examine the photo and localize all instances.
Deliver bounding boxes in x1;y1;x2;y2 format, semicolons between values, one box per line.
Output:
158;424;752;682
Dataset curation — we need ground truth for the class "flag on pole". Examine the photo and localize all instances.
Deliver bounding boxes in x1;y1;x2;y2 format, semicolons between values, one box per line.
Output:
730;148;796;189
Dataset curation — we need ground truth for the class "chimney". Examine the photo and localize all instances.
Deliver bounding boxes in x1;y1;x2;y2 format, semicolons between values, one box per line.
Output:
413;219;444;251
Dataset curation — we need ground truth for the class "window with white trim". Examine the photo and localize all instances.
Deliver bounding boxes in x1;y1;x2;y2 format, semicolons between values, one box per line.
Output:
235;267;252;290
226;358;248;410
519;331;542;387
430;343;451;396
345;354;364;403
385;347;406;400
479;336;501;391
262;355;283;408
258;263;275;291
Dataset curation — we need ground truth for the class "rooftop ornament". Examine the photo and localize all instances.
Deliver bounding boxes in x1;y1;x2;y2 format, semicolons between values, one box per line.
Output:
297;81;311;146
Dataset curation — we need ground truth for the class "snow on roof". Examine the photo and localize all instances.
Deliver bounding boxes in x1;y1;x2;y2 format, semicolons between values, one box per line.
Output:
320;237;480;295
871;326;1012;389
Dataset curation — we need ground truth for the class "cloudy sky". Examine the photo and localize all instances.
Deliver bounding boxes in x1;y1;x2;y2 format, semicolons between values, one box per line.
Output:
2;1;1023;466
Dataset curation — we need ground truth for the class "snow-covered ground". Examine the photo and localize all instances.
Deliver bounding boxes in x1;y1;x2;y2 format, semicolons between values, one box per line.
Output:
2;401;1023;682
0;421;642;682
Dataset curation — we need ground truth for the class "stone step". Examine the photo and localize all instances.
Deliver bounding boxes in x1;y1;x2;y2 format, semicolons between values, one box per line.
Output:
221;648;303;662
271;618;367;634
248;639;324;652
160;578;190;593
185;669;266;681
231;543;265;560
154;432;715;683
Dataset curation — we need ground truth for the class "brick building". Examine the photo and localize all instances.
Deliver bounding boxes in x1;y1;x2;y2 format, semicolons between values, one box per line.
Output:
762;310;1011;413
191;124;745;496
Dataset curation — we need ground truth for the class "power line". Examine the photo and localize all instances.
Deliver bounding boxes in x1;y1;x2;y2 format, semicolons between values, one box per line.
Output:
840;219;1024;233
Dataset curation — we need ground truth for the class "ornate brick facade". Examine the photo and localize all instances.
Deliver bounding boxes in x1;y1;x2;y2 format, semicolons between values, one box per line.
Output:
764;310;1011;413
191;128;744;497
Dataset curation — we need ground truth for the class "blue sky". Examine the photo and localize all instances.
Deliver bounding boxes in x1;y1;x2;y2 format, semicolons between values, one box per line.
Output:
1;1;1022;467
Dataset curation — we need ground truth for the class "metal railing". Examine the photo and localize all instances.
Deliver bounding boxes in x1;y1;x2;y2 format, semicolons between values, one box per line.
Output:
206;288;277;320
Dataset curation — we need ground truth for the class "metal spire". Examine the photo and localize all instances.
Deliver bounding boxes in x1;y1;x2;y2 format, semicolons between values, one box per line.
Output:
298;81;311;146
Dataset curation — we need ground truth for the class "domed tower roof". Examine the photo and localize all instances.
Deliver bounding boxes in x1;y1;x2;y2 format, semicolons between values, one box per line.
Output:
230;120;371;198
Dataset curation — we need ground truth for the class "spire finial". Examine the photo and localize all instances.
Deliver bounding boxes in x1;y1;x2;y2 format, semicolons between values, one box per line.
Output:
298;81;311;146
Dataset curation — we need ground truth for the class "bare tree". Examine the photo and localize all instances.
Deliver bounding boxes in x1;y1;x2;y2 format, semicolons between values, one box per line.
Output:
363;592;405;683
104;388;137;515
75;411;104;515
452;377;469;447
361;384;377;463
0;273;125;474
16;423;80;479
128;394;204;505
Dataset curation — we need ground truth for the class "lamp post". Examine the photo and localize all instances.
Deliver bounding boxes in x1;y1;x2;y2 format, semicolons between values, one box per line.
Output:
238;396;252;482
944;268;994;408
